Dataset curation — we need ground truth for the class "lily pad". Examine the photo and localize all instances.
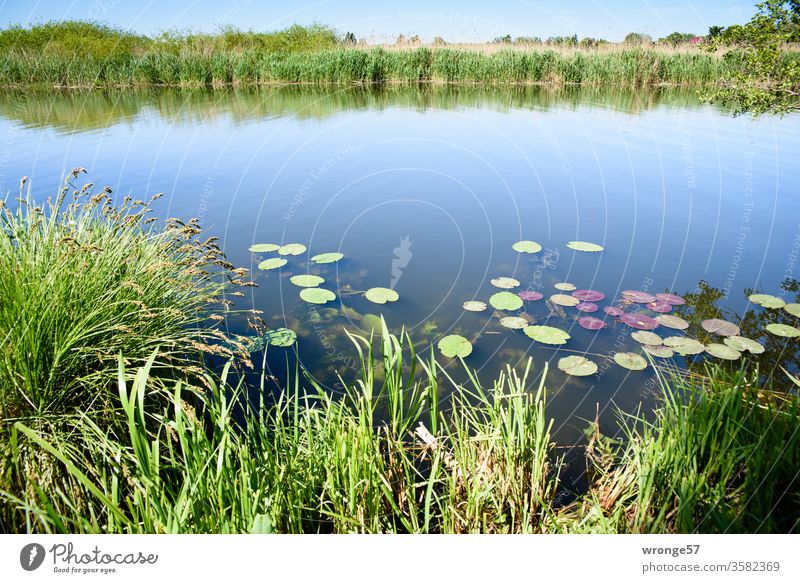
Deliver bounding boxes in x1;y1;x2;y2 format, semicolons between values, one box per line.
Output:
490;292;524;311
518;290;544;301
655;293;686;306
784;303;800;318
614;352;647;371
573;289;605;302
558;355;598;377
604;306;625;317
567;241;603;252
765;323;800;338
258;258;288;271
705;343;741;360
500;316;528;329
550;294;580;307
299;288;336;305
631;330;662;345
438;335;472;358
642;345;673;358
749;293;785;309
655;314;689;330
290;274;324;287
576;302;598;312
264;328;297;347
512;240;542;254
365;287;399;304
463;301;487;312
663;336;705;355
578;316;607;330
249;243;280;253
491;277;520;289
701;318;740;337
554;282;577;291
311;252;344;264
646;300;672;313
524;325;570;345
723;336;765;354
278;243;307;256
621;290;656;304
620;313;659;330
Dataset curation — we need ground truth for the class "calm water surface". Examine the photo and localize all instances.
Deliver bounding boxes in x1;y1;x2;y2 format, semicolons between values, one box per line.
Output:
2;86;798;459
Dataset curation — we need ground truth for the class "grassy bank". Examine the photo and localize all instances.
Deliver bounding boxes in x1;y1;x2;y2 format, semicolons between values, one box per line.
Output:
0;22;738;87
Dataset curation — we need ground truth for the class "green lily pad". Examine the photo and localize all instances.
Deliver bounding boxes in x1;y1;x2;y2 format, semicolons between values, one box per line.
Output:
550;294;580;307
249;243;280;253
701;318;740;337
614;352;647;371
365;287;399;304
655;314;689;330
749;293;785;309
290;274;325;287
524;325;570;345
299;288;336;305
278;243;306;256
264;328;297;347
558;355;598;376
642;344;673;358
723;336;765;354
705;343;741;360
784;303;800;318
463;301;487;312
258;258;287;270
437;335;472;358
766;323;800;338
554;282;577;291
631;331;662;345
567;241;603;252
491;277;520;289
490;292;523;311
512;240;542;254
499;316;528;329
663;336;705;355
311;252;344;264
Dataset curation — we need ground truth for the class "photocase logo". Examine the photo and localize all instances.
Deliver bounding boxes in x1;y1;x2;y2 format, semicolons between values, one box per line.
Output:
390;235;413;289
20;543;46;571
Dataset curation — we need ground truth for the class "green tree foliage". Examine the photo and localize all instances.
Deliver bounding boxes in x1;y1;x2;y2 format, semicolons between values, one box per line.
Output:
659;31;697;45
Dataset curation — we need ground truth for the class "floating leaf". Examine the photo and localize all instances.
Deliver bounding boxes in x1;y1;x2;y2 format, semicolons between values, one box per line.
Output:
365;287;399;304
258;258;287;271
604;306;625;317
490;292;523;311
724;336;765;354
663;336;705;355
249;243;279;253
705;343;741;360
614;352;647;371
524;325;570;345
701;318;740;337
766;323;800;338
578;316;607;330
554;282;577;291
621;290;656;303
463;301;487;312
575;302;598;313
558;355;598;377
655;314;689;330
655;293;685;306
311;252;344;264
620;313;659;330
567;241;603;252
518;290;544;301
642;345;673;358
290;274;324;287
278;243;306;256
646;300;672;313
749;293;785;309
512;240;542;254
264;328;296;347
784;303;800;318
631;331;662;345
437;335;472;358
573;289;605;302
500;316;528;329
491;277;520;289
299;288;336;305
550;294;580;307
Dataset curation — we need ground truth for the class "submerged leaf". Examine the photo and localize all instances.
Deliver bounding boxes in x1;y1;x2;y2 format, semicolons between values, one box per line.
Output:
258;258;287;271
365;287;399;304
290;274;324;288
567;241;603;252
299;288;336;305
512;240;542;254
437;335;472;358
614;352;647;371
264;328;296;347
524;325;570;345
558;355;598;377
490;292;523;311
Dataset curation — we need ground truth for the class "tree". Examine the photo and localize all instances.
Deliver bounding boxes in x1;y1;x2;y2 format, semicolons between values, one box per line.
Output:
659;31;696;45
624;32;653;45
342;31;356;46
707;25;725;38
704;1;800;115
433;36;446;46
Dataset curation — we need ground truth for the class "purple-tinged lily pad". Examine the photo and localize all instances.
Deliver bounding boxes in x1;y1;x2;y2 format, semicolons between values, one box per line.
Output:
576;302;599;313
646;300;673;313
621;290;656;304
518;290;544;301
655;292;686;306
604;306;625;317
573;289;605;302
578;316;607;330
620;313;659;330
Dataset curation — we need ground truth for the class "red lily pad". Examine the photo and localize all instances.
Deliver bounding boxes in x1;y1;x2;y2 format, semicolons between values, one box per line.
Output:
518;290;544;301
655;292;686;306
578;316;607;330
604;306;625;316
646;300;673;313
573;289;605;302
576;302;598;312
620;312;659;330
621;290;656;303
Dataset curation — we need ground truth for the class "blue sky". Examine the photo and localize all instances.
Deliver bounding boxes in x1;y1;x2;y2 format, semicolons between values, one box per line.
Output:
0;0;757;42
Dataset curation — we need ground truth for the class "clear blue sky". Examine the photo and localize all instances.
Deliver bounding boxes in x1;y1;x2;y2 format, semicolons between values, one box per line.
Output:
0;0;757;43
